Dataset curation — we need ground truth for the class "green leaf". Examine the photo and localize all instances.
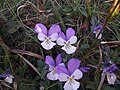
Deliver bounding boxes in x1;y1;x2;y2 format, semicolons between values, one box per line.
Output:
41;68;47;79
81;7;87;17
102;85;115;90
80;43;90;50
86;82;96;90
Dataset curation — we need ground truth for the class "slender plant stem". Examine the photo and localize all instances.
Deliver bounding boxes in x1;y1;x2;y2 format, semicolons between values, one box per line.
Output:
97;74;106;90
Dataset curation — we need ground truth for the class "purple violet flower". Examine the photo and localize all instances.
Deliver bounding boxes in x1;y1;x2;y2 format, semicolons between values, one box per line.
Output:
93;25;103;39
57;28;77;54
57;58;83;90
102;62;118;85
0;74;14;83
45;54;65;80
34;23;61;50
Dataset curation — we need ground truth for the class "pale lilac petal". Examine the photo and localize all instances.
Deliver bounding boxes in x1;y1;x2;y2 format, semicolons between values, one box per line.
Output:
48;65;54;71
34;23;47;35
66;28;75;40
64;80;73;90
62;45;76;54
67;59;80;75
58;63;65;67
56;63;65;70
49;33;58;41
56;37;66;46
107;73;116;85
71;79;80;90
56;54;62;66
97;34;102;39
38;33;46;41
93;29;102;39
48;24;61;36
72;69;83;80
5;76;14;83
56;66;69;75
58;32;66;40
58;73;69;82
45;56;55;67
41;40;56;50
64;79;80;90
47;70;58;80
68;36;77;44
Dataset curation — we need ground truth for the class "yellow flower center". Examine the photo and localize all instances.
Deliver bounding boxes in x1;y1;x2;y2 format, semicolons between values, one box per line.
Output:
69;76;73;81
66;42;69;47
68;76;74;85
65;41;70;49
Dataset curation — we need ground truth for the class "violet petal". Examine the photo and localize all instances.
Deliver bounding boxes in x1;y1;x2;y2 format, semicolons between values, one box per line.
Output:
34;23;47;35
66;28;75;40
56;54;62;66
48;24;61;36
45;56;55;67
56;66;69;75
0;74;11;78
58;32;66;40
67;58;80;75
93;25;103;32
109;64;118;73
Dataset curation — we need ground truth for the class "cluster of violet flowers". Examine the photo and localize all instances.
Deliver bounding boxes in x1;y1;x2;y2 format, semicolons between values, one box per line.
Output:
34;23;118;90
34;23;103;54
34;23;78;54
45;54;89;90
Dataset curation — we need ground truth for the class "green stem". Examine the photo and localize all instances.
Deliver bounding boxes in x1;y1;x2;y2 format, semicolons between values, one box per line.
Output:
85;0;91;18
97;74;106;90
45;82;59;90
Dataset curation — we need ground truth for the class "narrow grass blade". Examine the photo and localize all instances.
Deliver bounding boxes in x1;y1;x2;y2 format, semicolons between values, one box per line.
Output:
97;0;120;38
18;54;41;76
10;49;43;59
